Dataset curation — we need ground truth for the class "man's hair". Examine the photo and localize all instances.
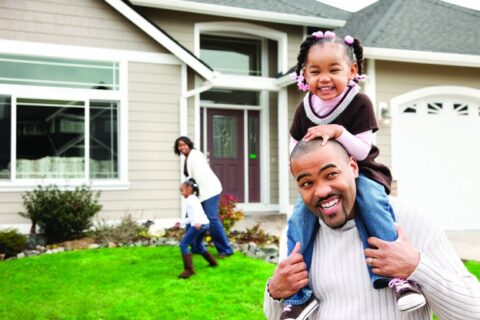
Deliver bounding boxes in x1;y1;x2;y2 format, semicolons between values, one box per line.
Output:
290;138;350;163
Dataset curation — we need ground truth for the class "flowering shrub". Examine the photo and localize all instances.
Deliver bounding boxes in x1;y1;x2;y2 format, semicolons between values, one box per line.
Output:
218;193;244;233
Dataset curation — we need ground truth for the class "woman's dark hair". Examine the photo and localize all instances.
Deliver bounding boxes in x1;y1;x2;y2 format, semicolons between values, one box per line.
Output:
294;34;365;84
183;178;200;196
173;136;194;155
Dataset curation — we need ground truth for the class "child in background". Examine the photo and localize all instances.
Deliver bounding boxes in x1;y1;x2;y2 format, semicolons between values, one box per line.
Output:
281;31;426;319
178;178;217;279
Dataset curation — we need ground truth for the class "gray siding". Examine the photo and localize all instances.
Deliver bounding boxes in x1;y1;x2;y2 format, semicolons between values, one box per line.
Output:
0;0;163;52
269;92;279;204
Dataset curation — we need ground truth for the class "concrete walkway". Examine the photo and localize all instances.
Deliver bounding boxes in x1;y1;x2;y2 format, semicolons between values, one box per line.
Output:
445;230;480;261
236;213;480;262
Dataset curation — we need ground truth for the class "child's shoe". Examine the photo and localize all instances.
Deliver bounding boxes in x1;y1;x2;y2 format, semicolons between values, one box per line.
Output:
280;296;319;320
389;278;426;312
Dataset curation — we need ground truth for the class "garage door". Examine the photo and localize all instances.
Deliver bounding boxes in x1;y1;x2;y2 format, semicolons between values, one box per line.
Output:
392;95;480;230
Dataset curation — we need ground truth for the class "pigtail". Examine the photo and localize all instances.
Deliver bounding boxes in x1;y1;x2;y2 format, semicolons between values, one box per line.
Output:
187;178;200;196
294;35;318;79
352;38;365;80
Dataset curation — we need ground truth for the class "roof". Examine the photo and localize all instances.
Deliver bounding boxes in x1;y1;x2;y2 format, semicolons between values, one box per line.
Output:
129;0;349;28
334;0;480;55
105;0;215;80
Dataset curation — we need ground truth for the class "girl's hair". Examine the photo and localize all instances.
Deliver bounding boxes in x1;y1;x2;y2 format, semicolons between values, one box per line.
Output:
173;136;194;155
182;178;200;196
294;33;365;83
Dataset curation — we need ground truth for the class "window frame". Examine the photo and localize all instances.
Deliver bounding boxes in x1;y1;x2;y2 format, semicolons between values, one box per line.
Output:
0;62;128;191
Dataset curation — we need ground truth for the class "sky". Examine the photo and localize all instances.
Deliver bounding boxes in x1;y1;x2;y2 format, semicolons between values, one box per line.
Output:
317;0;480;12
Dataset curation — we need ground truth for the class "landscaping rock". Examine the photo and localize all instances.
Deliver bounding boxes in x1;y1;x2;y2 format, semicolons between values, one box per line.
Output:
62;238;96;250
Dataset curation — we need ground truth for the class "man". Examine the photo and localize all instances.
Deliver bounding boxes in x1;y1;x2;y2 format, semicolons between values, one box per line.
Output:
264;138;480;319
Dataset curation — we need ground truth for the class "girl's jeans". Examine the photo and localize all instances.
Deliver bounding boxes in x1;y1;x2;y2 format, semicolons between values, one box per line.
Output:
180;224;209;254
285;174;397;305
201;195;234;255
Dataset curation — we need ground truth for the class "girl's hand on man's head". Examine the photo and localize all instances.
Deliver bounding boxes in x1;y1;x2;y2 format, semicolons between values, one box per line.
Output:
303;124;344;144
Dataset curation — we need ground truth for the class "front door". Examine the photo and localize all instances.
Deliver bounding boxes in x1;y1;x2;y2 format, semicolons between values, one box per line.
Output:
207;109;244;201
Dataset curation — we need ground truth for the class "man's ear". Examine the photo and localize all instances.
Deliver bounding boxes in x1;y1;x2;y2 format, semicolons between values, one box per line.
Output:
349;156;359;177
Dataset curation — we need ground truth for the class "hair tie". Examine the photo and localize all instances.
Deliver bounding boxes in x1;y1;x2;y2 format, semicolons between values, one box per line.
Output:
311;31;324;39
355;74;368;81
344;35;354;45
291;73;310;91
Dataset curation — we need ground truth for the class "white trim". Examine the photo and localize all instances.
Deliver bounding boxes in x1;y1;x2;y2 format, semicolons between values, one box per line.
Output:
364;59;377;144
260;91;271;206
105;0;214;80
179;63;188;136
211;75;278;91
195;21;289;74
243;109;249;203
390;85;480;179
278;88;290;214
0;39;180;65
131;0;346;28
237;203;279;213
365;47;480;68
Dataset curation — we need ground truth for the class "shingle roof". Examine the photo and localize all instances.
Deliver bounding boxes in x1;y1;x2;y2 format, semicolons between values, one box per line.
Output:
334;0;480;55
179;0;351;20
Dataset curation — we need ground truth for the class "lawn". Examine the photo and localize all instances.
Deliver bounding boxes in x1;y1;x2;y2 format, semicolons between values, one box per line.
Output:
0;247;478;320
0;246;275;320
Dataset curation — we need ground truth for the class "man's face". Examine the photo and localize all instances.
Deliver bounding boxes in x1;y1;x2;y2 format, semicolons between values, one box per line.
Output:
291;143;359;228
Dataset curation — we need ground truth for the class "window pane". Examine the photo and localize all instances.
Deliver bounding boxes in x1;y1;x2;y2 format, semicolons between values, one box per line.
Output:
212;115;237;158
0;96;11;179
0;54;119;90
90;101;118;179
200;35;261;76
16;98;85;179
201;89;260;106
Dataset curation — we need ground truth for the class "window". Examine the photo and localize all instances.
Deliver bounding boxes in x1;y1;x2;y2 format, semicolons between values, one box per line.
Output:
0;54;123;184
200;34;262;76
0;54;119;90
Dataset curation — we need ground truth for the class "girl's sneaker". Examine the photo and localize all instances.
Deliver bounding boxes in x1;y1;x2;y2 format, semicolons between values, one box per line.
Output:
280;296;319;320
389;278;426;312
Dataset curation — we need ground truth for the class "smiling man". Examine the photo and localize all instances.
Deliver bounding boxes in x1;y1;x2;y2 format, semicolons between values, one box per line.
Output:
263;138;480;320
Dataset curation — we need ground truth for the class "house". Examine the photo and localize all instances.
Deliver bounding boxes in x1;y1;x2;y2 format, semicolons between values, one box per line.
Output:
0;0;479;233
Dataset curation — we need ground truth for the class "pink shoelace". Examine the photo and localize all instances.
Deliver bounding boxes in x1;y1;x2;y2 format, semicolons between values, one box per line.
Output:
388;278;409;290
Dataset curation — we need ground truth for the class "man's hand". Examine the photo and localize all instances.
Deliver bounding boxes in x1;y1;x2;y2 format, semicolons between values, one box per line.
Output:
364;224;420;279
268;242;309;299
303;124;343;144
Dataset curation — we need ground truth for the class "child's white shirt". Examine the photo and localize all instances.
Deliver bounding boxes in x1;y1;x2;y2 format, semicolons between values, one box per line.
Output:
183;194;210;226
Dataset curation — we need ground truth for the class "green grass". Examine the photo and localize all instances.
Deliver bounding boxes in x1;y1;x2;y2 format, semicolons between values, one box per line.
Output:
0;246;275;320
0;248;478;320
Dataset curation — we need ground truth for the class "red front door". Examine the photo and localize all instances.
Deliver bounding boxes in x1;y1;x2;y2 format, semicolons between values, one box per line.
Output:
207;109;244;201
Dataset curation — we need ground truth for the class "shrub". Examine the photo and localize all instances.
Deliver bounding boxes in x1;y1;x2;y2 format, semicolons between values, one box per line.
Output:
89;215;147;245
163;222;185;241
0;229;27;258
230;223;279;246
218;193;244;233
19;185;102;244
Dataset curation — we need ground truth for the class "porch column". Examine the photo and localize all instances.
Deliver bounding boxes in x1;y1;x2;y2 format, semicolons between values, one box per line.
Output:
278;87;290;214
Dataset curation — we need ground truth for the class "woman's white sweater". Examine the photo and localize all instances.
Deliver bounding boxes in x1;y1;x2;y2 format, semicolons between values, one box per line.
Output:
264;198;480;319
185;149;222;202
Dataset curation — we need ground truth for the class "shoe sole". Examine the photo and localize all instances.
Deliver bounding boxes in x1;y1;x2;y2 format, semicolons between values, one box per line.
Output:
398;294;426;312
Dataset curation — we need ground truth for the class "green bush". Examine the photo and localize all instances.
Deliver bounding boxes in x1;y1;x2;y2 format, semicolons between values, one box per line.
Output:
0;229;27;258
89;215;148;245
19;185;102;244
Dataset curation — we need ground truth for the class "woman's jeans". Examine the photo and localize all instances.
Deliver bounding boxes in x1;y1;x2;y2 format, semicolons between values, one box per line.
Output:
285;174;397;305
201;195;234;255
180;224;209;254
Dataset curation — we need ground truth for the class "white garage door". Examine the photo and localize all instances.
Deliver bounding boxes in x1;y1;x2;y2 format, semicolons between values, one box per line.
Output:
392;96;480;230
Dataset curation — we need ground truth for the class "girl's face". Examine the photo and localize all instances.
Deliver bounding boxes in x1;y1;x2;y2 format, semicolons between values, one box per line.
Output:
177;140;191;156
304;42;358;101
180;184;192;198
